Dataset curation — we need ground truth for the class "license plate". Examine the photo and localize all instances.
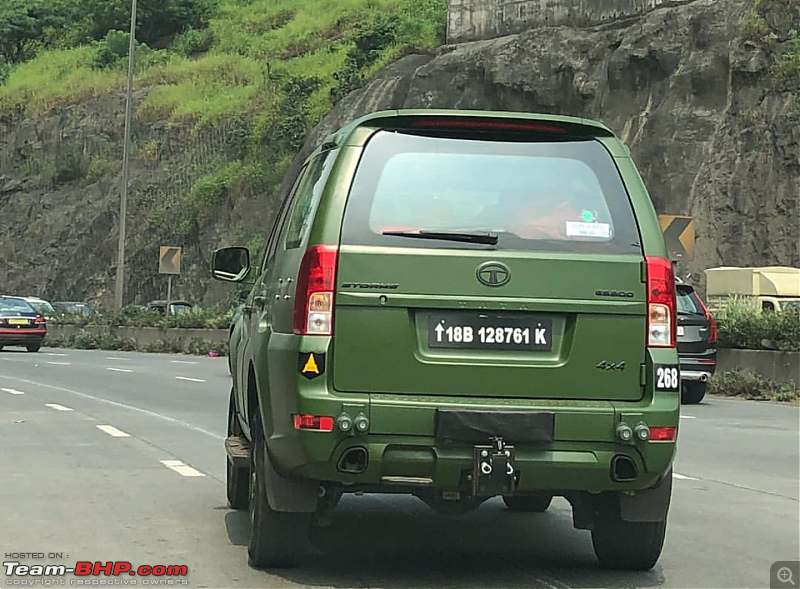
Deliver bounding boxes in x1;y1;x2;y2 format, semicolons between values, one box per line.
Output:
429;313;553;351
677;326;685;336
8;318;29;325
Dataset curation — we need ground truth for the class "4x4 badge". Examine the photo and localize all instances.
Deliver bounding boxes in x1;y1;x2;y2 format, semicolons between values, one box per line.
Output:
476;262;511;287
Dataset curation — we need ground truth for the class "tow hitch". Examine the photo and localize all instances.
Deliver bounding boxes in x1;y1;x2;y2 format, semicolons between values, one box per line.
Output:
473;437;517;496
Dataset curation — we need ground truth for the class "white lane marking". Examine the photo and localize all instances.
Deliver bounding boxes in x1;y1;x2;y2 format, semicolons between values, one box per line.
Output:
1;388;25;395
106;357;127;361
160;459;205;478
171;360;198;365
175;376;206;383
97;425;130;438
673;473;699;481
45;353;67;357
45;403;73;412
680;415;696;419
47;361;71;366
106;367;132;373
0;376;224;440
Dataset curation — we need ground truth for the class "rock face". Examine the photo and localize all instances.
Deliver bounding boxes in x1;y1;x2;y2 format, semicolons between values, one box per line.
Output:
297;0;800;286
447;0;695;43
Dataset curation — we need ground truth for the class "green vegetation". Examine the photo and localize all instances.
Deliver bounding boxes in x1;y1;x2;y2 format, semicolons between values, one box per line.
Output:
708;369;798;402
741;0;800;87
715;297;800;352
53;305;234;329
45;331;229;356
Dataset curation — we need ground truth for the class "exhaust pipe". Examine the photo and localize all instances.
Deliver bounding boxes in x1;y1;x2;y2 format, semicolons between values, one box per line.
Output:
610;455;638;482
337;447;368;474
699;373;709;383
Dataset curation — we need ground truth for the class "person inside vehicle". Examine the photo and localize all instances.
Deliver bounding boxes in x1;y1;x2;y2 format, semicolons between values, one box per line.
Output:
479;189;583;240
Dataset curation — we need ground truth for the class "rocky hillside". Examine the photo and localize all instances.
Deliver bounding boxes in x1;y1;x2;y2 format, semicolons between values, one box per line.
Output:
1;0;798;304
295;0;800;288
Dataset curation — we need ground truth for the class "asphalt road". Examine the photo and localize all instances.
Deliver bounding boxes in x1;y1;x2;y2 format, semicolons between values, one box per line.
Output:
1;347;798;589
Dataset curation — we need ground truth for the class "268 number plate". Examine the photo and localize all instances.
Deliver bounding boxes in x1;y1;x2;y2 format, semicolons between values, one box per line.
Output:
429;313;553;351
655;364;680;391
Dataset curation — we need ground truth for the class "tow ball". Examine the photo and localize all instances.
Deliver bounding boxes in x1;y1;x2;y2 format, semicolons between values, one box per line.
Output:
472;437;517;496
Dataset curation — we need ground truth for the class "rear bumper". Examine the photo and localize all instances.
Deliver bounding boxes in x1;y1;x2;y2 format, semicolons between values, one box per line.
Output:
0;329;46;346
679;348;717;383
258;335;679;494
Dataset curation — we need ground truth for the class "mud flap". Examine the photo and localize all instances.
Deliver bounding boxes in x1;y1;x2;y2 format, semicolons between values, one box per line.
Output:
263;450;319;513
619;470;673;522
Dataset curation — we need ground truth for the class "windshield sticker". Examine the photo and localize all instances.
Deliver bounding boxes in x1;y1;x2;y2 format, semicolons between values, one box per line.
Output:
580;209;597;223
565;221;611;238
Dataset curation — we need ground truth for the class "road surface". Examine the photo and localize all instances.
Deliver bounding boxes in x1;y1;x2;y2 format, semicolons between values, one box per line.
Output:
1;348;798;588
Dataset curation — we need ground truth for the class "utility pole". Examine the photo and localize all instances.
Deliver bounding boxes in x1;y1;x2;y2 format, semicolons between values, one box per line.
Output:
115;0;137;310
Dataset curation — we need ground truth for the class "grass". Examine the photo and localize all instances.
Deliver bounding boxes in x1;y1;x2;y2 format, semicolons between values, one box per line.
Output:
708;369;798;402
0;0;446;123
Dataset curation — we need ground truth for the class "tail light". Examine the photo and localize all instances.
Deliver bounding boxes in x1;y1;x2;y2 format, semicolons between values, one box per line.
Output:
411;119;566;134
648;426;677;442
34;316;46;325
293;245;338;335
694;294;718;344
646;257;677;348
292;414;334;432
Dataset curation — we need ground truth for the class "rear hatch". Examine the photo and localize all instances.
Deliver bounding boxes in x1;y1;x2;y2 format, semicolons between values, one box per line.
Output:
333;127;647;402
677;285;711;355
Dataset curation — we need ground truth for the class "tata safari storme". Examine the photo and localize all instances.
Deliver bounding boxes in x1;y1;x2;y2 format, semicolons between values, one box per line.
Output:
212;110;680;571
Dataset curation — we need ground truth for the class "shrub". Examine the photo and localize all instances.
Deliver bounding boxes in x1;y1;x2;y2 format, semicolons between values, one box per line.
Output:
708;369;798;402
715;297;800;351
171;28;213;57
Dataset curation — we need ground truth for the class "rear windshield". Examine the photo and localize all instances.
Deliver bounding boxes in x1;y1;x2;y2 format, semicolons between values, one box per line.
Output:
677;287;705;316
0;298;35;313
341;131;642;254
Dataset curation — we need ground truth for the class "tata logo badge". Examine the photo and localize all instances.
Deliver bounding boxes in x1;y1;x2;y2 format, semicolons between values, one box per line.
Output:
298;352;325;380
476;262;511;287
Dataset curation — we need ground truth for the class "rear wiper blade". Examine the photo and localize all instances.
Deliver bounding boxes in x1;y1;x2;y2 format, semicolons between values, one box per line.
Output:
382;229;499;245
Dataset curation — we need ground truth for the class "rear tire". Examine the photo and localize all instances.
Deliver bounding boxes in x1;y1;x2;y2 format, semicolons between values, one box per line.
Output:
26;343;41;353
227;391;249;510
591;510;667;570
681;382;706;405
502;494;553;513
248;414;310;569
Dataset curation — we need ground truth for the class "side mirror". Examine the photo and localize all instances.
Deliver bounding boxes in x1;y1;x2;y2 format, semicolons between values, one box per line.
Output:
212;247;250;282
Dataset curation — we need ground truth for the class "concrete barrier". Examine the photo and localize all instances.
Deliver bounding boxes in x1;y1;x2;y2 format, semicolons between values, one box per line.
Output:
47;324;229;345
717;348;800;384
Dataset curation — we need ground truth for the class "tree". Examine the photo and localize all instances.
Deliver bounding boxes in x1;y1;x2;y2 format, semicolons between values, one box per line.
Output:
76;0;215;46
0;0;70;62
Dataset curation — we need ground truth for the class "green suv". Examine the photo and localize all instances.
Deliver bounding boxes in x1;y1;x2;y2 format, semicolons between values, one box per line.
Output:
212;110;680;571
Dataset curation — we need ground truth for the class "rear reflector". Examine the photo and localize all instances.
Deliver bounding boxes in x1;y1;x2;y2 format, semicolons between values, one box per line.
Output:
649;426;677;442
292;414;334;432
410;119;567;134
646;257;677;348
294;245;338;335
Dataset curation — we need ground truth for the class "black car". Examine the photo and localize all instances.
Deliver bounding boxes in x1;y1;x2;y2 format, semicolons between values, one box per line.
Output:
676;281;717;404
0;296;47;352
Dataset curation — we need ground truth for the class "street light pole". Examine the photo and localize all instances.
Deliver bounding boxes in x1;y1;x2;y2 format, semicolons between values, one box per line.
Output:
115;0;137;310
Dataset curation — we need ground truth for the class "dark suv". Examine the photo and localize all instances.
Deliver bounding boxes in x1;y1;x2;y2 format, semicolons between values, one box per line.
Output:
212;110;680;571
676;280;717;404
